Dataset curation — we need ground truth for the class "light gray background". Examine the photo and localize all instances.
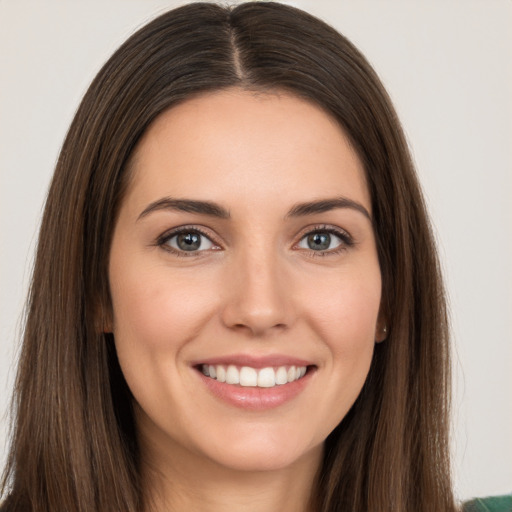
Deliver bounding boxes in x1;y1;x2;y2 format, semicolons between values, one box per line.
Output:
1;0;511;502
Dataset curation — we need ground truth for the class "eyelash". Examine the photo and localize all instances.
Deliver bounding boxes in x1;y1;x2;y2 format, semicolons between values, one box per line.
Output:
295;225;354;257
155;224;354;257
155;226;218;257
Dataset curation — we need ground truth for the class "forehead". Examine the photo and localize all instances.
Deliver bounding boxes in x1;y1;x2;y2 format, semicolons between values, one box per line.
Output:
124;88;370;215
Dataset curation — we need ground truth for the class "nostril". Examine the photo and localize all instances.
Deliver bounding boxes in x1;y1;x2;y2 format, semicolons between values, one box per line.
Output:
228;321;288;337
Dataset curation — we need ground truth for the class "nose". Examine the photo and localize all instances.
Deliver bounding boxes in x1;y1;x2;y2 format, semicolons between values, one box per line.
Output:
220;248;295;337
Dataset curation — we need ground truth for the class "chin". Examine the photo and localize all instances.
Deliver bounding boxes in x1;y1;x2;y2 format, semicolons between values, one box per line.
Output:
197;431;324;473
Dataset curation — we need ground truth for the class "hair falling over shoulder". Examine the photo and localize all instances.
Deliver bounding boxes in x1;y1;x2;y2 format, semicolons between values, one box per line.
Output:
1;3;458;511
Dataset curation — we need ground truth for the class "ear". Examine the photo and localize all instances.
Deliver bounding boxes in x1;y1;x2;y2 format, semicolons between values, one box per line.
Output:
102;306;113;334
95;297;113;334
102;317;113;334
375;312;388;343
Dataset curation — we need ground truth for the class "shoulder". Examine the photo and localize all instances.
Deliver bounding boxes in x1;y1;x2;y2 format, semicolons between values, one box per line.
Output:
463;495;512;512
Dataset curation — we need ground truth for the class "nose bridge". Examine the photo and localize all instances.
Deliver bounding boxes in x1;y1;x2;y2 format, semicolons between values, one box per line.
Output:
221;239;292;335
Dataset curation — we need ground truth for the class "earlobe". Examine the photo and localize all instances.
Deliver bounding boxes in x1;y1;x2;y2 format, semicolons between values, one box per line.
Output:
95;300;113;334
374;299;389;343
102;310;113;334
375;320;388;343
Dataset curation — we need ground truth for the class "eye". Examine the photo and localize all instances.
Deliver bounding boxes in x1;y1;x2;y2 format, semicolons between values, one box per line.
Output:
160;229;216;253
297;228;351;253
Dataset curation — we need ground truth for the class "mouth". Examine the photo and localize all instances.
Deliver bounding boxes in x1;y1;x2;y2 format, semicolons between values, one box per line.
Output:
192;357;316;410
198;364;309;388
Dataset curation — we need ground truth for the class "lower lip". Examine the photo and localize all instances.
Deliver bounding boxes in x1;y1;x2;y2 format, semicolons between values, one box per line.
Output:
195;368;315;411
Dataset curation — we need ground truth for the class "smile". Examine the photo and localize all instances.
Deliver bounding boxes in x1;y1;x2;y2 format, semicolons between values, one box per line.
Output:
201;364;308;388
194;356;316;410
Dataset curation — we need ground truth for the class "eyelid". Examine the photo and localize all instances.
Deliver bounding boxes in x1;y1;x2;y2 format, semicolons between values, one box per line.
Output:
154;223;354;257
156;225;222;256
293;224;354;253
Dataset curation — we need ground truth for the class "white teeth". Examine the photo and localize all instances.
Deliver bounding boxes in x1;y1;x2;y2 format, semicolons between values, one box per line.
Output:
200;364;308;388
257;367;276;388
226;365;240;385
240;367;258;387
216;365;226;383
275;366;288;385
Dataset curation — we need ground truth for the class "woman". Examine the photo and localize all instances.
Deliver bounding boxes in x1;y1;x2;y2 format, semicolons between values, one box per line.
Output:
0;2;504;511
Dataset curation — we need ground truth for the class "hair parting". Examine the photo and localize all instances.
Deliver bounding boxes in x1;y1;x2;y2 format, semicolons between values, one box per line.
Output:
1;3;456;511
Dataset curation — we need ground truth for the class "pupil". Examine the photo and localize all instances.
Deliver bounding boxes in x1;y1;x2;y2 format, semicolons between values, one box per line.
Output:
308;232;330;250
177;232;201;251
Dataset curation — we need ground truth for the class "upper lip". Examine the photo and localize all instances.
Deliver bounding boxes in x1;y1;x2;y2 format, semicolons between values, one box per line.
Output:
191;354;315;369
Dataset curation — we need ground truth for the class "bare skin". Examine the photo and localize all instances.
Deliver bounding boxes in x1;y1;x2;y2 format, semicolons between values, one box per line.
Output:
108;88;384;511
139;416;322;512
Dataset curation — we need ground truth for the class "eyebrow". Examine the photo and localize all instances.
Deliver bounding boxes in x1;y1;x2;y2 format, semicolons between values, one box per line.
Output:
286;197;371;220
137;196;371;222
137;197;230;220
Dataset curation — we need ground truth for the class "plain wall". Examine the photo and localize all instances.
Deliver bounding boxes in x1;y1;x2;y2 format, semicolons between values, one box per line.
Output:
1;0;511;502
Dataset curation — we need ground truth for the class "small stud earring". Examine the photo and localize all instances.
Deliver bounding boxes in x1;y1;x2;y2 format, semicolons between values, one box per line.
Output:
376;325;388;343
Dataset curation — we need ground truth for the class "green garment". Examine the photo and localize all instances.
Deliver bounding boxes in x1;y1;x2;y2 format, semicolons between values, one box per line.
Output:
463;495;512;512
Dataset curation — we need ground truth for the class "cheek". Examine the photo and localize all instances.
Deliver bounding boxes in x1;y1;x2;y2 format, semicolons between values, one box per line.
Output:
304;267;382;345
108;263;223;427
301;264;381;399
307;270;380;421
109;262;219;352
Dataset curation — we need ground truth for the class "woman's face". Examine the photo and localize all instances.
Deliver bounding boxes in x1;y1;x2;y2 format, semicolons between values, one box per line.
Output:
108;89;384;473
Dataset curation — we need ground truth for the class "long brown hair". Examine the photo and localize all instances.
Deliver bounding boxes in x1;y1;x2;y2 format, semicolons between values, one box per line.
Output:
1;2;456;511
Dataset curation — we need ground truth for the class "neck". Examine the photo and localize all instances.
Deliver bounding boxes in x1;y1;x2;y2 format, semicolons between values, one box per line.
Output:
140;433;323;512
